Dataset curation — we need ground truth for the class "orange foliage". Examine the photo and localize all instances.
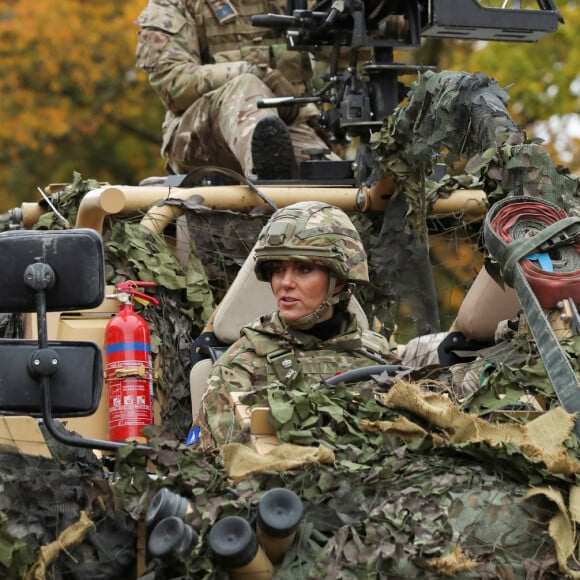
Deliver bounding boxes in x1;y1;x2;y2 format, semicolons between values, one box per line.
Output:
0;0;165;211
429;231;485;317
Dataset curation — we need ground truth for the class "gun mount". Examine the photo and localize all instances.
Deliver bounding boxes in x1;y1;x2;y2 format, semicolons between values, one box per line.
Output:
260;0;562;48
252;0;562;185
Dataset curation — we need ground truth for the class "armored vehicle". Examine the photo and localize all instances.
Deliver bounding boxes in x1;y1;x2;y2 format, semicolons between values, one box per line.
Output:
0;1;579;578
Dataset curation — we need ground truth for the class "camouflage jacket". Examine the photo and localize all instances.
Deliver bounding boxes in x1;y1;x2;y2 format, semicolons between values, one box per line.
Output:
196;310;400;447
135;0;310;117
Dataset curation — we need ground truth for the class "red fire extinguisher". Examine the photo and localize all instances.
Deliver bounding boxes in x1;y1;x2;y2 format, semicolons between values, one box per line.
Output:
105;281;159;443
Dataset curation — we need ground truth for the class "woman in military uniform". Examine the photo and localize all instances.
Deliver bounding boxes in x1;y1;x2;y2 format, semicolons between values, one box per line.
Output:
196;201;401;447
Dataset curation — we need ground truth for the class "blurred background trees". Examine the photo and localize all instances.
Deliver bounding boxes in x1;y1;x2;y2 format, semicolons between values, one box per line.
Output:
0;0;579;212
0;0;164;211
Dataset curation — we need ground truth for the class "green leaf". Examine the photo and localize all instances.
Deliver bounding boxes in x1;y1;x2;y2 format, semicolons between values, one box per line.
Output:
268;390;295;424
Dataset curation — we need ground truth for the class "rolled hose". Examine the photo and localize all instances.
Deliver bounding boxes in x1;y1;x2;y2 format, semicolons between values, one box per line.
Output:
324;364;412;385
486;197;580;308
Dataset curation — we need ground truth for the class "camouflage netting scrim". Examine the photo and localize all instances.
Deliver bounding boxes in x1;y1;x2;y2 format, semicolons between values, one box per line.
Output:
458;325;580;419
369;69;580;236
367;70;580;336
0;370;574;578
365;71;518;335
0;425;136;579
369;70;521;241
108;374;571;579
174;200;271;303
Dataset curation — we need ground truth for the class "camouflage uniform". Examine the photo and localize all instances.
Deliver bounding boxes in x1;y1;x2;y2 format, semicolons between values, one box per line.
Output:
196;201;401;447
199;310;399;446
135;0;330;176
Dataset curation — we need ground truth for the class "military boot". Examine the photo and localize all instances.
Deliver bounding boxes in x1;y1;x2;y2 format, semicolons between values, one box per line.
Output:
251;116;297;180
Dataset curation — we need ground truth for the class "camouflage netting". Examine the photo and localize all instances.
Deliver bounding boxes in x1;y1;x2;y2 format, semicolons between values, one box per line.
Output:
0;380;572;579
108;371;576;579
0;425;136;579
368;69;580;336
369;70;580;237
1;68;580;578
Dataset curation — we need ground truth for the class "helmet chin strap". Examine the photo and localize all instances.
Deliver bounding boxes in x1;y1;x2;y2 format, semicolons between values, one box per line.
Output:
285;276;351;330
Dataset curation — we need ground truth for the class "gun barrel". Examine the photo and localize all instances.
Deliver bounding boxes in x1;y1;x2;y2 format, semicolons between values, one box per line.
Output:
251;14;296;28
257;97;320;109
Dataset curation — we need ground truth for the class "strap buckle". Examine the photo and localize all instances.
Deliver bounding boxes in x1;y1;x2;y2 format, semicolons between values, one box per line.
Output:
266;349;300;383
536;219;580;253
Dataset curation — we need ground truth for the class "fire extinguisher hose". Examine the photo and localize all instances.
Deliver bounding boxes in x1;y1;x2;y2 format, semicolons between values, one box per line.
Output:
484;195;580;436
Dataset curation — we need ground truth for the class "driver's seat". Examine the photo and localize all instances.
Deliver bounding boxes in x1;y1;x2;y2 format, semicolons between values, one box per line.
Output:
189;245;370;418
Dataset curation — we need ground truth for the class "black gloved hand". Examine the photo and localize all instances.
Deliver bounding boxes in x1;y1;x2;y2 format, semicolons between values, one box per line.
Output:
261;70;300;125
437;331;493;367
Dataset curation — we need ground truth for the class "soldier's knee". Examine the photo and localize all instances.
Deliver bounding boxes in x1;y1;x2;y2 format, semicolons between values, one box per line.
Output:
228;72;269;93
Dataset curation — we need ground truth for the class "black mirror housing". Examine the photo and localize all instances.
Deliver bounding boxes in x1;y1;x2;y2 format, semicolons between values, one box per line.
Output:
0;227;151;451
0;228;105;312
0;339;102;417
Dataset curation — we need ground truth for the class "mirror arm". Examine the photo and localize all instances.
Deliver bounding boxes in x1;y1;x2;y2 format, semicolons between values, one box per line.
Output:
27;262;53;350
39;375;153;453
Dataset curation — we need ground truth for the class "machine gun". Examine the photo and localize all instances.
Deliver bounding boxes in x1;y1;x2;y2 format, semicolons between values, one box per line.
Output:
252;0;563;185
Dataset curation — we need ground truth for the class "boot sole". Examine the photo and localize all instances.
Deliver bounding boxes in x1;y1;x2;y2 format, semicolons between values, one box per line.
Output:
251;117;297;180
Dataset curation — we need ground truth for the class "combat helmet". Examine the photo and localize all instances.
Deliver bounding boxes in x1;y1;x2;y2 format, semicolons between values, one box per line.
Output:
254;201;368;328
254;201;368;283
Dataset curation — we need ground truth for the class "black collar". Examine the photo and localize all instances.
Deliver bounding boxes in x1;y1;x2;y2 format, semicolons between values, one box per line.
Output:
306;310;345;341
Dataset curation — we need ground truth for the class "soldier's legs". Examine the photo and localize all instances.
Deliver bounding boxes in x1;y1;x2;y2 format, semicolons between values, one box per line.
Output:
213;75;333;173
215;74;283;175
165;97;240;175
164;74;271;175
165;73;333;177
287;121;332;162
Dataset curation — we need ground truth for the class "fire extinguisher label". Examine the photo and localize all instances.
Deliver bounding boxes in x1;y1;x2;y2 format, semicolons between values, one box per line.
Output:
106;354;155;442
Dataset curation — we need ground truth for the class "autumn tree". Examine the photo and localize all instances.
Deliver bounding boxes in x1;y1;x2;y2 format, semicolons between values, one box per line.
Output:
0;0;165;211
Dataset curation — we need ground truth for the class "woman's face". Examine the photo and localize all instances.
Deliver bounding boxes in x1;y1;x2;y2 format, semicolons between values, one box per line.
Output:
270;260;342;324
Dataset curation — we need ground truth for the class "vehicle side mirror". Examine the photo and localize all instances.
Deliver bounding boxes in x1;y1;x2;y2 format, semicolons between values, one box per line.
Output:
0;228;105;312
0;228;150;452
0;339;102;417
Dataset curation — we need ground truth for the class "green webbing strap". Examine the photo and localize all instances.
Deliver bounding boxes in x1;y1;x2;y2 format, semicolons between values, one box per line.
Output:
266;348;301;384
484;196;580;437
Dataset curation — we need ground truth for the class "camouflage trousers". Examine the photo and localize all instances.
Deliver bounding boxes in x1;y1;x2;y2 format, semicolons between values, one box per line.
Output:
162;73;331;176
